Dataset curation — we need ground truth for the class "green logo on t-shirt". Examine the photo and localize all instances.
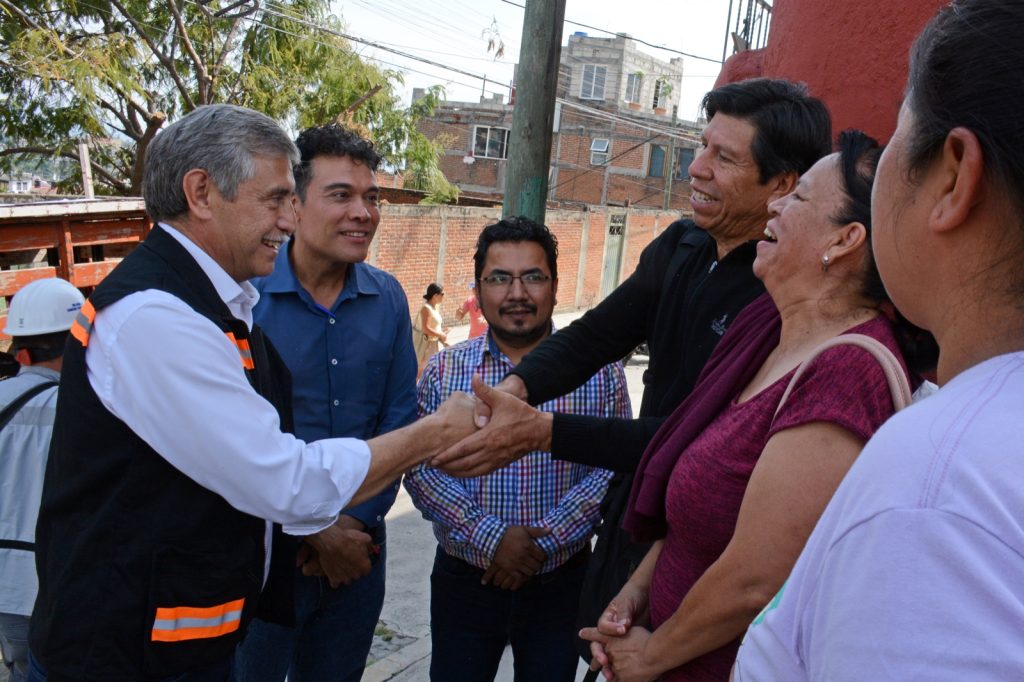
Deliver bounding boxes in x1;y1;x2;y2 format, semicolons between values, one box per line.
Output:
751;580;787;627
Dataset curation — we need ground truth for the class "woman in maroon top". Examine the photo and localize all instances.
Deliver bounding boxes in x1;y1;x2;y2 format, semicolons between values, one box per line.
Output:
580;130;935;681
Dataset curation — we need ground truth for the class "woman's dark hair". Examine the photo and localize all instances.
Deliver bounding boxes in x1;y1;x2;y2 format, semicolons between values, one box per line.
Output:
473;215;559;282
835;129;939;376
905;1;1024;224
702;78;832;184
833;130;884;302
423;282;444;301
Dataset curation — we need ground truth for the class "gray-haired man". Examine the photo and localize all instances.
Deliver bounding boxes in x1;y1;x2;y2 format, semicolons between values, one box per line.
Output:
28;104;473;681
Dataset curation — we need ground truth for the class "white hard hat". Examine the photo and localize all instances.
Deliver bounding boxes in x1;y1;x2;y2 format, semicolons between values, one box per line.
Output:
3;278;86;336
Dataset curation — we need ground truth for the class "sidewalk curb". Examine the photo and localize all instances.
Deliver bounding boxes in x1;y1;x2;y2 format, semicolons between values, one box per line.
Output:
363;636;432;682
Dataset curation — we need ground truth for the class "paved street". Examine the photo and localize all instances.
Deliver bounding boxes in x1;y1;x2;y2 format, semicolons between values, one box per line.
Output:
365;309;647;681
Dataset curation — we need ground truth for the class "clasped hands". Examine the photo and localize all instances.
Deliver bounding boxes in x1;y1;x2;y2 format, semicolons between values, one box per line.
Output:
578;584;659;682
430;373;553;478
297;514;377;588
482;525;550;591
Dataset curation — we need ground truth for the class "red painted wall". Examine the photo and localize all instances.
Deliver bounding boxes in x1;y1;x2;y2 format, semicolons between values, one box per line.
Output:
717;0;946;143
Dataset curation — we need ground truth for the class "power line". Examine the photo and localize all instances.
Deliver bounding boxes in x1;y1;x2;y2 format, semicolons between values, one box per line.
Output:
497;0;722;65
259;2;500;86
248;11;506;96
556;100;702;142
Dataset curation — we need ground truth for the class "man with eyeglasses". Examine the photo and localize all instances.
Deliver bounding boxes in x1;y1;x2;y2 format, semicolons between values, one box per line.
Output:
403;216;631;681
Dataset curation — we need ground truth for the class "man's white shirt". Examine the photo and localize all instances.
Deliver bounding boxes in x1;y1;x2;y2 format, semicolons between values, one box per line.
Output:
84;224;371;540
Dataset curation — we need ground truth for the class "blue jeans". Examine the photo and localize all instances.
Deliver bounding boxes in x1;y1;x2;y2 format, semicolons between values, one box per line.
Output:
24;649;233;681
0;612;29;682
429;546;588;682
234;523;386;682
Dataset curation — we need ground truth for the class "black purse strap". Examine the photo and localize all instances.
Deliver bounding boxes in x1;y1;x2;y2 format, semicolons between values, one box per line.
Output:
0;379;58;433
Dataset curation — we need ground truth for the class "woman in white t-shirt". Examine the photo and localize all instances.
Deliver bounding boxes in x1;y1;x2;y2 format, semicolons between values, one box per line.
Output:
734;2;1024;679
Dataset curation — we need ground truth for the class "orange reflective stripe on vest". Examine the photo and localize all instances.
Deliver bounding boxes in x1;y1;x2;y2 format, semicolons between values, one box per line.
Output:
224;332;255;370
69;299;96;347
151;597;245;642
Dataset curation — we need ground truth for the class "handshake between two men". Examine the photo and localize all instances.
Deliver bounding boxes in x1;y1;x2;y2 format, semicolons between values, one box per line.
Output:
299;373;554;588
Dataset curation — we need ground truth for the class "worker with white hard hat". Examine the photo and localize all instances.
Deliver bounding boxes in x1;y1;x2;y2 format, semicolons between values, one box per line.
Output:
0;277;84;682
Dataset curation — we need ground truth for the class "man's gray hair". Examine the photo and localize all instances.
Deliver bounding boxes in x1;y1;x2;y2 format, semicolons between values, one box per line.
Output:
142;104;299;222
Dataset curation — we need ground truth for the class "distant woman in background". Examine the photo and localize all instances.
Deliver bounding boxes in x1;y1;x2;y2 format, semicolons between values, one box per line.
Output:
414;282;447;379
734;2;1024;678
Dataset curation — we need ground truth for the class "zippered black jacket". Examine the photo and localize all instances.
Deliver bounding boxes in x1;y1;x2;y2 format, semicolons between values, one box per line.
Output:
512;218;765;472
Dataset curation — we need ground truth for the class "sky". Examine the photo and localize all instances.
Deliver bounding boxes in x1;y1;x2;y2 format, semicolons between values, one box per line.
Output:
332;0;734;120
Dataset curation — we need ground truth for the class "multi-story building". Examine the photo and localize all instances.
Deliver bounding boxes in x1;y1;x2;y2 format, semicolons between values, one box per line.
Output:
415;32;702;210
0;173;54;195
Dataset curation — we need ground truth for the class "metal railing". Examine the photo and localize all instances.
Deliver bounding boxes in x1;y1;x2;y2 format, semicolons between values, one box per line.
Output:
723;0;773;58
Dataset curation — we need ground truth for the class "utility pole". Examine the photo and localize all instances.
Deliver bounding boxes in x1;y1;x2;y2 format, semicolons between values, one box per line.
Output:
78;140;95;199
503;0;567;223
663;112;677;210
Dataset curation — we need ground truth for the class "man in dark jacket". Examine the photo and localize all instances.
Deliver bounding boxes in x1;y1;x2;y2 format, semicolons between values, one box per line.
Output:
434;78;832;673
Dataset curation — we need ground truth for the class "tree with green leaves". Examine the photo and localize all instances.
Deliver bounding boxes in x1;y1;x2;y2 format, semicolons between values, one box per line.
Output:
0;0;451;196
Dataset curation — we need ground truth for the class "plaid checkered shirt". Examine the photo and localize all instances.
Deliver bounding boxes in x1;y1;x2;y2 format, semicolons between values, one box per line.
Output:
404;330;631;573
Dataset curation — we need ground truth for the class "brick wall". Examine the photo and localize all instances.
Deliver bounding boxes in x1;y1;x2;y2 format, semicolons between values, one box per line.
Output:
369;204;688;325
0;202;689;339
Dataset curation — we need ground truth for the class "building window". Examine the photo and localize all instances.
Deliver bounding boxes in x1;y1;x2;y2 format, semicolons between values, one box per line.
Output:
580;65;607;100
674;147;695;179
652;80;665;109
624;73;642;103
473;126;510;159
590;138;610;165
648;145;666;178
648;145;695;180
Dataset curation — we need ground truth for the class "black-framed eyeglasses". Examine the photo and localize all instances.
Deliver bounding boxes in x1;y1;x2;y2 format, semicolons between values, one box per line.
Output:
479;272;552;289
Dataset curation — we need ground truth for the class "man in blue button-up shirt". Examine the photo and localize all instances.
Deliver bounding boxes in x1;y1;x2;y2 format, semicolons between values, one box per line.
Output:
235;124;417;682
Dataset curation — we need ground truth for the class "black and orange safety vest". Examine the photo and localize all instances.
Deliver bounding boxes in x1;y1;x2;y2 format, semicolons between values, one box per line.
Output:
31;226;296;680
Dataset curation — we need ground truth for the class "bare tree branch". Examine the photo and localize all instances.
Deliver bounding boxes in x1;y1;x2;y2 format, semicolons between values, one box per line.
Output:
0;0;43;30
106;82;153;128
338;86;383;119
105;0;196;109
129;112;167;193
166;0;210;103
212;14;245;83
97;99;140;139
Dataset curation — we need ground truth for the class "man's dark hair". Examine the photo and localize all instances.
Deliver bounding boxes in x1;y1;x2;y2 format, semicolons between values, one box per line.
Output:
473;216;559;282
702;78;832;183
293;124;382;200
10;331;69;364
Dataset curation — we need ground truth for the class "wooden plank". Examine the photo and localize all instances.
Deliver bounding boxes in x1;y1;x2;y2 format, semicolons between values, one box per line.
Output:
0;208;152;302
68;220;149;246
0;266;58;297
0;220;147;247
70;261;120;288
0;199;146;220
0;225;60;252
57;219;74;282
